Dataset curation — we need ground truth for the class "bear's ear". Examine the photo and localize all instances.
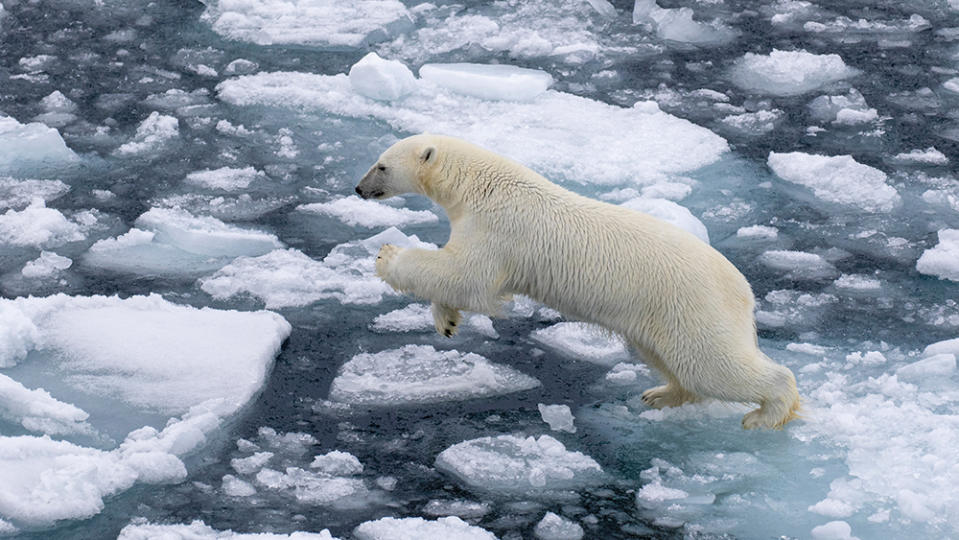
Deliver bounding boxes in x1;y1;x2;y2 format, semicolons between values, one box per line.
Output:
420;146;436;164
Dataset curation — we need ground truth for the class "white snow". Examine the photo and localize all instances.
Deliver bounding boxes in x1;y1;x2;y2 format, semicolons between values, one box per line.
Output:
298;196;436;228
419;63;554;102
0;294;290;527
201;0;412;48
217;67;728;185
435;434;604;493
327;344;540;406
0;199;88;248
349;52;417;101
0;115;79;172
534;512;584;540
85;207;283;276
538;404;576;433
21;251;72;278
632;0;738;46
767;152;900;212
620;197;709;243
916;229;959;281
729;49;859;96
531;322;629;366
200;227;432;307
118;519;338;539
353;516;496;540
185;166;264;191
115;112;179;155
371;303;498;338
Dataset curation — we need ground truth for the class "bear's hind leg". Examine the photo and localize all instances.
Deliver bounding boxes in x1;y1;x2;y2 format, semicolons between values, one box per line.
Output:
740;361;801;429
634;344;700;409
431;302;462;338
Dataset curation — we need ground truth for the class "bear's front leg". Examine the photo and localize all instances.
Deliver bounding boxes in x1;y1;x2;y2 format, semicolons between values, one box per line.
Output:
375;244;500;316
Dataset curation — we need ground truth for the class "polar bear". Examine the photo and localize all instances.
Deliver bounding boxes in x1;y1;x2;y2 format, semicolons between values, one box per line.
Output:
356;134;800;429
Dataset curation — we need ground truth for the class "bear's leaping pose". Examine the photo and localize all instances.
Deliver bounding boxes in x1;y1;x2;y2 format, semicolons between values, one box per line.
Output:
356;134;801;429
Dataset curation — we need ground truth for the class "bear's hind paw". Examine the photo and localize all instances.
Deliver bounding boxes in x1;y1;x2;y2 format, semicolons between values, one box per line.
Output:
641;384;696;409
431;303;461;338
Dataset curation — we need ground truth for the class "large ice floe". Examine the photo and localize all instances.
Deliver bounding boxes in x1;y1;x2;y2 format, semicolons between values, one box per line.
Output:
327;344;540;406
216;61;728;186
200;0;412;48
200;227;432;308
0;294;290;530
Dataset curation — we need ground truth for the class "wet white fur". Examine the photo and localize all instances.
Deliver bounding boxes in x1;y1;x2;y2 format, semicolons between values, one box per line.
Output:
360;134;801;429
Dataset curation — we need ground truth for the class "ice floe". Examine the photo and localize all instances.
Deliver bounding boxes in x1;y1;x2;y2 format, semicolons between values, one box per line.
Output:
435;434;604;494
0;199;92;248
0;178;69;211
767;152;900;212
419;63;554;102
217;64;728;185
729;50;859;96
200;227;432;307
0;115;79;173
353;516;496;540
538;404;576;434
115;111;179;155
632;0;738;46
759;250;839;280
185;166;265;191
534;511;584;540
916;229;959;281
118;519;338;539
20;251;72;279
531;322;629;366
85;207;283;276
298;195;436;228
327;344;539;406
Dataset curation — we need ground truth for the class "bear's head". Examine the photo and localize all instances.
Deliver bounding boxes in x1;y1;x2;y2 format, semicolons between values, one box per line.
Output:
355;134;438;200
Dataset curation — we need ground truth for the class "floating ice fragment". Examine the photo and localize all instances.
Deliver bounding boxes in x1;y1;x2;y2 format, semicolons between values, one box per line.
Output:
0;178;69;211
767;152;899;212
808;89;876;125
422;499;491;519
0;115;79;173
729;49;859;96
354;516;496;540
534;511;584;540
328;344;539;406
34;91;78;128
833;274;881;291
916;229;959;281
349;52;417;101
538;404;576;433
201;0;412;48
0;199;87;248
891;147;948;165
420;63;554;102
531;322;629;366
217;70;728;185
810;520;859;540
118;519;338;539
633;0;738;46
21;251;72;278
115;112;179;155
298;195;436;228
310;450;363;476
759;250;838;280
231;451;273;475
435;434;604;494
586;0;617;18
620;197;709;243
943;77;959;94
736;225;778;240
221;474;256;497
185;166;264;191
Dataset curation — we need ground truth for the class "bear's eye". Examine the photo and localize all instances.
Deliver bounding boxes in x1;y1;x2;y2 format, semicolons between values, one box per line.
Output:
377;165;386;172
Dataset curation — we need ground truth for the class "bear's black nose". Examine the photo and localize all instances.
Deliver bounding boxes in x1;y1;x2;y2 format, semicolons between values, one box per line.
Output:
355;186;363;197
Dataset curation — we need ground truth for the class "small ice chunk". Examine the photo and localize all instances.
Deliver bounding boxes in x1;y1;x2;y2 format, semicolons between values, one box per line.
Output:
736;225;779;240
534;512;584;540
943;77;959;94
115;112;179;155
891;147;948;165
420;63;554;102
720;109;783;135
0;199;86;247
310;450;363;476
221;474;256;497
767;152;900;212
586;0;617;18
254;466;368;505
632;0;738;46
729;49;859;96
348;52;417;101
185;166;264;191
833;274;881;291
118;519;338;539
354;516;496;540
0;178;69;211
811;521;859;540
531;322;629;366
298;195;436;228
328;344;540;405
34;91;79;127
21;251;72;278
231;451;273;475
422;499;491;519
621;197;709;243
807;89;876;125
435;434;604;493
200;227;434;307
895;354;956;382
0;115;79;172
538;404;576;433
759;250;838;280
923;337;959;358
916;229;959;281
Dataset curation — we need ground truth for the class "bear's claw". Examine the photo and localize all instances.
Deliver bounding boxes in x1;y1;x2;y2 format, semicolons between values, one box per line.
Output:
432;303;461;338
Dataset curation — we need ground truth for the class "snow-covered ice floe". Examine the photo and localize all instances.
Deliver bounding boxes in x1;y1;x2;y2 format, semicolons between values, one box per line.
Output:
200;0;412;48
200;227;432;308
767;152;900;212
435;434;605;495
729;49;860;96
118;519;338;539
216;61;728;185
353;516;496;540
0;294;290;530
84;207;283;276
0;199;96;249
327;344;540;406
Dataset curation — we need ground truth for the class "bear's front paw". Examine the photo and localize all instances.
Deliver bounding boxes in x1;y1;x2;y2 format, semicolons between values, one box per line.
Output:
375;244;402;280
641;384;697;409
431;303;462;338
